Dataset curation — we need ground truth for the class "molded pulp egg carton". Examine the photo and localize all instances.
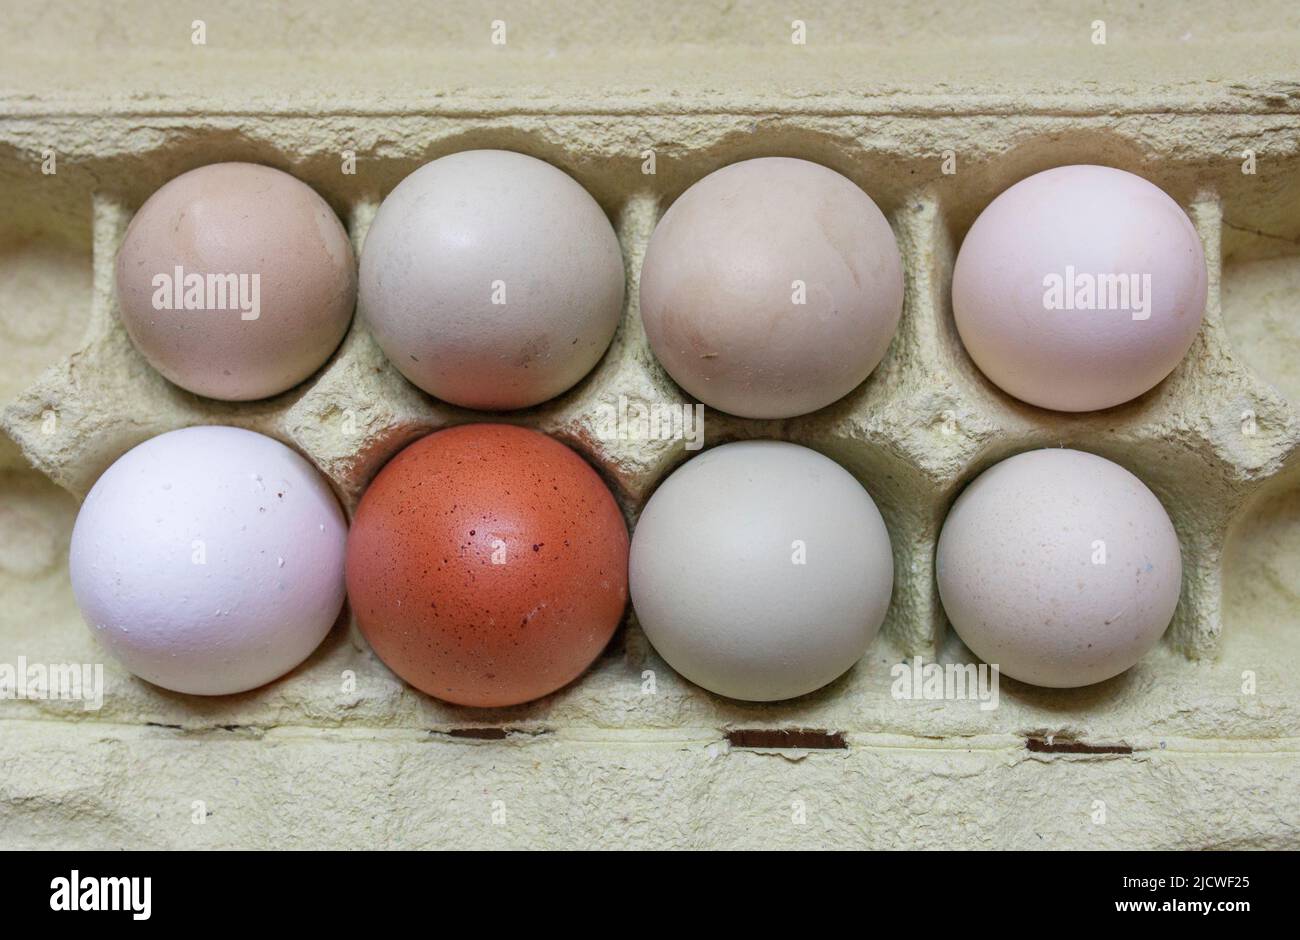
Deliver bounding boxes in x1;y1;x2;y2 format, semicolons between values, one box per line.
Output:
2;1;1299;849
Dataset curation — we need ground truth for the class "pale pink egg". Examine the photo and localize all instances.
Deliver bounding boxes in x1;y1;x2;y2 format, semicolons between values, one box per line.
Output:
952;165;1206;412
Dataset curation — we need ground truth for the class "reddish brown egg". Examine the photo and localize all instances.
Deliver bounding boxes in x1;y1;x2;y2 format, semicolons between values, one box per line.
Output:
346;424;629;707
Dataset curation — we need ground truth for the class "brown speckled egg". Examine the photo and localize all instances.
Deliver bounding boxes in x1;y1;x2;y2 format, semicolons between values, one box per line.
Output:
346;424;629;707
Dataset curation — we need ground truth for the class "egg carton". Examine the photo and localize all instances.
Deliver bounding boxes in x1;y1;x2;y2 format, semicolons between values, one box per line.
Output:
3;3;1300;849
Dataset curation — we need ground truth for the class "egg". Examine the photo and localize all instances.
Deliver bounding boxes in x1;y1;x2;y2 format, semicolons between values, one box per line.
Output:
359;150;625;410
115;163;356;401
639;157;904;419
629;440;893;701
346;424;629;707
952;165;1207;412
936;448;1182;687
69;426;348;695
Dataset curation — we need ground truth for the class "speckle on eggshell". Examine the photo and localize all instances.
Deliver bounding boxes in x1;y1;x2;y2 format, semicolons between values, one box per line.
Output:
936;448;1183;688
345;423;630;707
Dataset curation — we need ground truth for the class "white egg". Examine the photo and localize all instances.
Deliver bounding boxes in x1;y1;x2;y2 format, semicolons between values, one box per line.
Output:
629;440;894;701
69;426;347;695
936;448;1183;687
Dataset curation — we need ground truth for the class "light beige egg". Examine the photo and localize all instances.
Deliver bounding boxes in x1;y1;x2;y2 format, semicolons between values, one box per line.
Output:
936;448;1183;688
639;157;903;419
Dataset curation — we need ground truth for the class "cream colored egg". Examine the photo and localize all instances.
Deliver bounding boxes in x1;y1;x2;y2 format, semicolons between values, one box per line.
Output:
359;150;625;410
629;440;894;701
936;448;1182;687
